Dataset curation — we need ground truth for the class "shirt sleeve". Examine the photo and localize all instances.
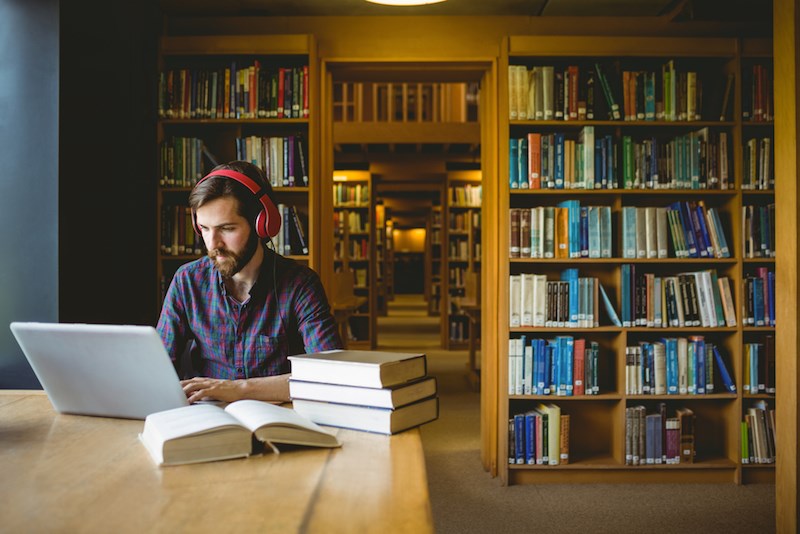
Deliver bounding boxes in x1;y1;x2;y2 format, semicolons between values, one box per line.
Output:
156;271;191;372
293;269;343;353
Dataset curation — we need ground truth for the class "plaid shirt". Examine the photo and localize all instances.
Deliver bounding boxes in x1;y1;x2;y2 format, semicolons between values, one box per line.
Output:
157;250;342;379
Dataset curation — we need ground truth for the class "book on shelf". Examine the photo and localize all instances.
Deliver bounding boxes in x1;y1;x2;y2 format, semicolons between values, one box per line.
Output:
289;376;437;410
743;400;776;464
508;405;567;466
288;349;427;389
139;400;340;467
508;336;600;396
626;404;693;466
291;396;438;435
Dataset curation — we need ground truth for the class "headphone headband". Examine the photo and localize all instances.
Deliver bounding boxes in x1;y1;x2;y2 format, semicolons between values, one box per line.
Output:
192;169;281;239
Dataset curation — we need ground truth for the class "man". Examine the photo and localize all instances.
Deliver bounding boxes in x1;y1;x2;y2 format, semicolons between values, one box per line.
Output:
157;161;342;403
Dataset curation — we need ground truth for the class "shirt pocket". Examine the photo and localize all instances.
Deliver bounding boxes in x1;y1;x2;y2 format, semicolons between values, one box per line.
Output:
254;334;290;375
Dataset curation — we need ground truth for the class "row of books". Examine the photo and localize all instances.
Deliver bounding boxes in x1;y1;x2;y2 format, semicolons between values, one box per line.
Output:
742;137;774;190
448;184;482;207
508;61;729;123
235;135;309;188
448;210;478;231
743;270;775;327
742;204;775;258
158;63;309;120
333;183;370;207
742;401;775;465
160;204;204;256
509;271;619;329
622;201;730;259
509;203;612;259
624;337;736;396
620;265;737;328
276;204;309;257
742;64;773;122
508;405;569;466
509;127;731;191
333;236;369;262
625;405;695;466
508;336;601;396
744;336;776;395
288;350;439;436
449;318;470;342
159;137;213;187
334;209;370;234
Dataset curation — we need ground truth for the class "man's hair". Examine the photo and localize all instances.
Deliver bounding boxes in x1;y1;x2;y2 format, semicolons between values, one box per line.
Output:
188;161;274;232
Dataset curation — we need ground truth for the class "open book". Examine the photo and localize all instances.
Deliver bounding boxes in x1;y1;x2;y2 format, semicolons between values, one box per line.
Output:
139;400;341;466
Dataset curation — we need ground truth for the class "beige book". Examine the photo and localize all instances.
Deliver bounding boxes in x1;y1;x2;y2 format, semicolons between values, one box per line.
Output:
717;276;737;327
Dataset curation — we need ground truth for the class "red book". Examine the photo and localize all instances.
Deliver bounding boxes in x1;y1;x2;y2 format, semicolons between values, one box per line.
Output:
303;65;310;118
527;133;542;189
278;67;286;118
573;338;586;396
568;65;579;120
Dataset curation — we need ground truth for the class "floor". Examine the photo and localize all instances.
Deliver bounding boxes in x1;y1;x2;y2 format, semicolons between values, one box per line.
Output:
377;293;776;534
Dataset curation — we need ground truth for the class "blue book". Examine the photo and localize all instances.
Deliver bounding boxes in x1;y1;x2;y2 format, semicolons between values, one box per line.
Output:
694;204;714;257
622;206;638;258
664;337;679;394
519;334;529;394
670;202;699;257
604;135;616;188
753;277;765;326
683;202;708;257
547;340;558;395
509;138;520;189
514;413;525;464
621;264;632;326
598;282;621;327
524;412;537;464
588;206;601;259
712;346;736;393
519;137;529;189
768;271;776;326
542;135;552;188
600;206;612;258
649;137;660;187
694;337;706;394
554;133;565;189
561;268;580;326
644;72;656;120
558;336;574;397
580;206;589;257
595;139;604;189
536;338;548;395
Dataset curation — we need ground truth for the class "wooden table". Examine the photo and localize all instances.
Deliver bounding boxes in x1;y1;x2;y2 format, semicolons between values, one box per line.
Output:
0;391;434;533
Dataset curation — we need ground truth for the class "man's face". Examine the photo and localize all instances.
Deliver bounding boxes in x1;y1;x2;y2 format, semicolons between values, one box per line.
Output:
195;197;259;279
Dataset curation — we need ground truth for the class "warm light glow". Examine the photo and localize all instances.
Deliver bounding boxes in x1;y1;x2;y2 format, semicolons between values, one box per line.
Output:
366;0;446;6
394;228;426;252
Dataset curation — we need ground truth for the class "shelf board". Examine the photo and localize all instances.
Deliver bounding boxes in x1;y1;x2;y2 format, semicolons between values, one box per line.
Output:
510;257;736;264
510;188;737;196
508;456;736;470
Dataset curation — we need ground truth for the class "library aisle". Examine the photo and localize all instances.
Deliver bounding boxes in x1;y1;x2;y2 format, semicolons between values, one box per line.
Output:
378;295;775;534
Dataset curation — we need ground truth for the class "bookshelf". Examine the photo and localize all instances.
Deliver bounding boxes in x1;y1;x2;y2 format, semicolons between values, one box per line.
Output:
333;170;376;348
374;202;394;316
739;42;776;483
498;35;775;485
425;205;443;316
444;170;482;349
156;35;318;314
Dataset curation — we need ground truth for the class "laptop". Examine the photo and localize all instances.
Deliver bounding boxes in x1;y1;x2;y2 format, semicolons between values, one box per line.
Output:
9;322;189;419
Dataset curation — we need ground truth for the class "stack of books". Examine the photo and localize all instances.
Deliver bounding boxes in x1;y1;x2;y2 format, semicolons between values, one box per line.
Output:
288;350;439;435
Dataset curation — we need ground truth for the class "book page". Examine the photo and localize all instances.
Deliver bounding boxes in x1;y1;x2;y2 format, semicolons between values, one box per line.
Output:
146;404;244;442
225;399;337;438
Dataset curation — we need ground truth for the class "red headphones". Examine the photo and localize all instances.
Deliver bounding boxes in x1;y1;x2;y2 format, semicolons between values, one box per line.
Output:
191;169;281;239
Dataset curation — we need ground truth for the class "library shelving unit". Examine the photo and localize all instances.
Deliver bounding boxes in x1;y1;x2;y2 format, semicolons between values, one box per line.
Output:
739;40;775;484
425;205;443;317
374;202;394;316
156;35;318;315
444;170;482;349
497;35;774;485
333;170;376;348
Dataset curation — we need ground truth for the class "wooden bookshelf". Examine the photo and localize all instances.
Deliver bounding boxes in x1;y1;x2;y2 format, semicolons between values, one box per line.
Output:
444;170;482;349
497;35;775;485
425;206;443;316
333;170;376;348
374;202;394;316
156;35;319;314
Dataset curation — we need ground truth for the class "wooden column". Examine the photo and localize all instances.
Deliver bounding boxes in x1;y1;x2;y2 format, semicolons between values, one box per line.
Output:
774;0;800;531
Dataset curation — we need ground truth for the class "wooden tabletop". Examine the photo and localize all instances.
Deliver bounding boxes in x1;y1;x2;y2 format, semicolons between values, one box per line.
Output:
0;391;434;533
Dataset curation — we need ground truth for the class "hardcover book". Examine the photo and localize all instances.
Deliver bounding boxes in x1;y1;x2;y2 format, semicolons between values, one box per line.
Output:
288;350;427;389
139;400;341;467
292;396;439;435
289;376;437;410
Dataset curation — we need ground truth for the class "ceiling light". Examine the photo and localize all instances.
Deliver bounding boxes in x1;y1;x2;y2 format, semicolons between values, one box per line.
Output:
366;0;447;6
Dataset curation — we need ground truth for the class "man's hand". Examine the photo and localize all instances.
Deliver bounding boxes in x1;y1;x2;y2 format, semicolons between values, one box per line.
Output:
180;374;291;403
181;377;246;403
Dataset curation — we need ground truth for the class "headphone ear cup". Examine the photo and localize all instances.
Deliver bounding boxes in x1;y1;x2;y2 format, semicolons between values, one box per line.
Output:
254;210;269;240
262;196;282;239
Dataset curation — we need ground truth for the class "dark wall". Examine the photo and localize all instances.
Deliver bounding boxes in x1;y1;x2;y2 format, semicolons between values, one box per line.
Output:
60;1;160;326
0;0;60;388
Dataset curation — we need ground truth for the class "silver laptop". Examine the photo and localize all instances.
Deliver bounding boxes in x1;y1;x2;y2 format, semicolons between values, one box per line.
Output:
9;322;189;419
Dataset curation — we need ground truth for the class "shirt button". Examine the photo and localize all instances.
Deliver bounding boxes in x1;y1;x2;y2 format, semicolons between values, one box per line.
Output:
236;367;243;373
